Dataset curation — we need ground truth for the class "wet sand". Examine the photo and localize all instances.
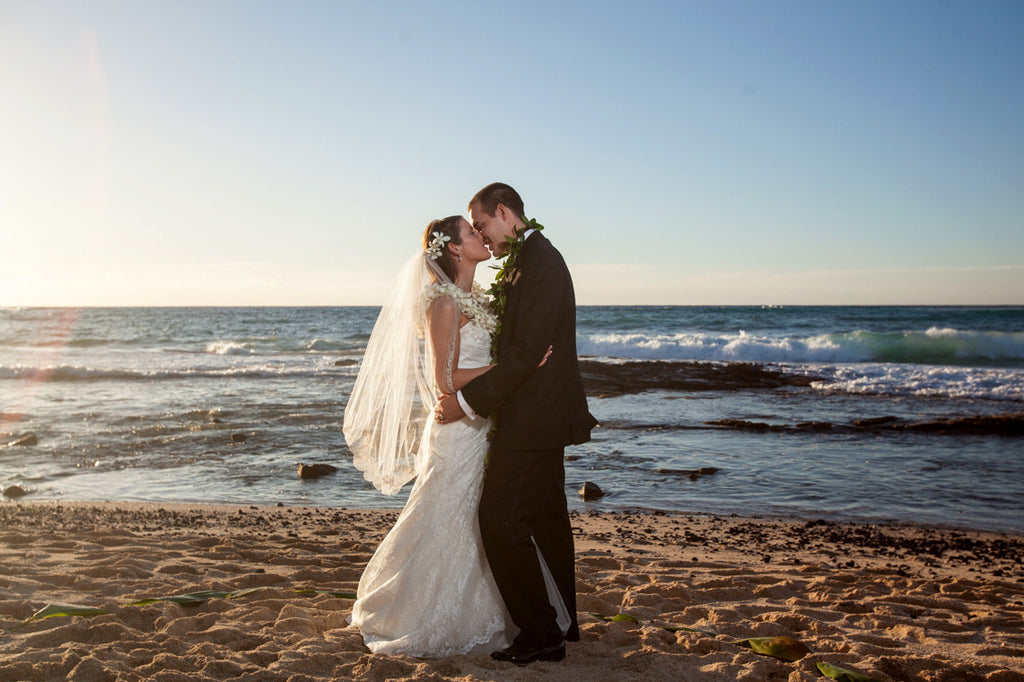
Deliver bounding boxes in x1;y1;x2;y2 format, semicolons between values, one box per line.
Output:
1;502;1022;681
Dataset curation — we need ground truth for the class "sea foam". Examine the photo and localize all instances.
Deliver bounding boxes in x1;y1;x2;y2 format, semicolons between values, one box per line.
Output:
0;364;330;383
205;341;255;356
808;363;1024;402
578;328;1024;367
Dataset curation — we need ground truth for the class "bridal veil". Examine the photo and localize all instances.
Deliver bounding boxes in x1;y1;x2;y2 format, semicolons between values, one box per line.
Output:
343;253;457;494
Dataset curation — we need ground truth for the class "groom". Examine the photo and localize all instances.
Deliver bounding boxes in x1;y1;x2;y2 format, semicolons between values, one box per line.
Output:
437;182;597;664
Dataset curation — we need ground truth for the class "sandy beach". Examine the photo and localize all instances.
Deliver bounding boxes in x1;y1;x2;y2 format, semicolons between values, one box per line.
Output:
1;502;1022;681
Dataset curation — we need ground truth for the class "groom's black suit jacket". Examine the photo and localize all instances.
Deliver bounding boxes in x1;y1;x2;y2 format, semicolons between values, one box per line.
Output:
462;232;597;450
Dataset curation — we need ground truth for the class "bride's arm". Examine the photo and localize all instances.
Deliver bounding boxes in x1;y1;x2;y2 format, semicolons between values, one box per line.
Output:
453;364;494;391
451;344;550;390
428;297;495;393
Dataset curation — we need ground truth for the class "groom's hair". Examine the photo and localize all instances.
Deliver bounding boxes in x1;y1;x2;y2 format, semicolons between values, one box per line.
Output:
423;215;464;282
470;182;524;219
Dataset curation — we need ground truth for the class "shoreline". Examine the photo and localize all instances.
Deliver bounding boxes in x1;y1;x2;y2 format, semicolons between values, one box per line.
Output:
6;490;1021;536
2;501;1022;681
7;499;1023;580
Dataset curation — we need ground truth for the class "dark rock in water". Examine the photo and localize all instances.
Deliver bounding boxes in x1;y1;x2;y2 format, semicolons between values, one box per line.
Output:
854;416;900;428
2;485;27;499
687;467;720;481
794;421;833;432
334;359;358;366
231;433;248;443
848;414;1024;436
706;419;781;433
298;463;339;479
579;360;821;397
579;481;605;500
904;415;1024;436
655;467;720;481
6;433;38;447
700;413;1024;437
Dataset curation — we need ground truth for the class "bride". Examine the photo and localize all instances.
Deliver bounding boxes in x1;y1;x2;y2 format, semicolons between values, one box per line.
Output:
343;216;541;657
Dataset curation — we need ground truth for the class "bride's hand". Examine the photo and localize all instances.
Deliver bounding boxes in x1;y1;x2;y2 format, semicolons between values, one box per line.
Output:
434;393;465;424
538;345;553;368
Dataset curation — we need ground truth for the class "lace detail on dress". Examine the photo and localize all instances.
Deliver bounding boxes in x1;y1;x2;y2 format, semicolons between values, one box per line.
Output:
458;322;493;366
350;320;511;656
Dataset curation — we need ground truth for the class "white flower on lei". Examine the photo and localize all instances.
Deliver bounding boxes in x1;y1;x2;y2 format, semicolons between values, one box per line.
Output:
420;282;497;336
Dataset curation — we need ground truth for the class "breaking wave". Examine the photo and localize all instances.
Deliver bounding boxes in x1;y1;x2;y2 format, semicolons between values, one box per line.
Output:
578;327;1024;368
0;365;344;383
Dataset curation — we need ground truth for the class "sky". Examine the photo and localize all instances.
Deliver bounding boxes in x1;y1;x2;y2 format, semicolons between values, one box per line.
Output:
1;0;1022;306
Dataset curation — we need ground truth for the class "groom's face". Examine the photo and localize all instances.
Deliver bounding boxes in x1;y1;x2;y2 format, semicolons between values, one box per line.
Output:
469;202;514;258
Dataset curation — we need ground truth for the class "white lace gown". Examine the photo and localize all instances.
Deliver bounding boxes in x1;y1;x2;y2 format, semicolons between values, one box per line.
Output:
350;321;514;657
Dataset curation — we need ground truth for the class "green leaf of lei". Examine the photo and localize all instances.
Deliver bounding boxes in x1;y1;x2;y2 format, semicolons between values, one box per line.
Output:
487;216;544;357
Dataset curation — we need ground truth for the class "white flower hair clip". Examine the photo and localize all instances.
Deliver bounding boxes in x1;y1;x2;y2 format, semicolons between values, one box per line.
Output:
425;231;451;260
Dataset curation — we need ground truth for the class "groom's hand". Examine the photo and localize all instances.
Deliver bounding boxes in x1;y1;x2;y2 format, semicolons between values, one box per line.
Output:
435;393;465;424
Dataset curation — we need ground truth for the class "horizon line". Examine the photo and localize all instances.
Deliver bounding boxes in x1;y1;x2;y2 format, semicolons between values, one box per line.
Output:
3;302;1023;309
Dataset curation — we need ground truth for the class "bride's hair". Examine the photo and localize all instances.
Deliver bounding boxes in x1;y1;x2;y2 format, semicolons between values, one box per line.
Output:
470;182;524;219
423;215;464;282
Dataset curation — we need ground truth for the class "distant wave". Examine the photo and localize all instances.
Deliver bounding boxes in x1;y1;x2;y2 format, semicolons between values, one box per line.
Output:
200;338;363;355
810;363;1024;402
305;338;353;352
0;335;367;355
0;365;352;383
578;327;1024;367
0;338;362;355
574;357;1023;402
205;342;255;356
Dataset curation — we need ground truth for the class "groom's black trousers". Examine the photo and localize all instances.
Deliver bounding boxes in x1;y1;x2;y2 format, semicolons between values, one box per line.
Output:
479;446;578;647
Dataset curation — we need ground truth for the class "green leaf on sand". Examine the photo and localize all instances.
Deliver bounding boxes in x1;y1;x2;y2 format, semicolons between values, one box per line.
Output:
588;612;639;623
294;589;357;600
733;635;811;661
816;660;882;682
129;587;267;606
589;612;721;636
12;603;110;632
654;622;721;637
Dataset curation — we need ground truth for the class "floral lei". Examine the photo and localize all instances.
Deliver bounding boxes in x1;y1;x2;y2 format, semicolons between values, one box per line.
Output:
421;281;497;336
486;216;544;356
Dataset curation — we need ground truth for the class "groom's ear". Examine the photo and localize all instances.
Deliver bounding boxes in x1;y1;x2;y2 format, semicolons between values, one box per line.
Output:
495;203;510;223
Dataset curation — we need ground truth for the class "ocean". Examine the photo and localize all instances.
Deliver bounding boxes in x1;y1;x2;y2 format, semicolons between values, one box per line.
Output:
1;306;1022;533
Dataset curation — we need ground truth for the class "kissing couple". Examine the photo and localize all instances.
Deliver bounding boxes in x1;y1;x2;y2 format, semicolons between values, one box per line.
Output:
343;182;597;664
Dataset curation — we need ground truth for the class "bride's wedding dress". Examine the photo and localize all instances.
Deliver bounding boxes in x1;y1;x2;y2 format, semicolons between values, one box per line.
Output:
350;320;514;657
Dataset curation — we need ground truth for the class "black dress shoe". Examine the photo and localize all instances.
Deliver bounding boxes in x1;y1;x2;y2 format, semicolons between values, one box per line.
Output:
490;643;523;662
491;641;566;665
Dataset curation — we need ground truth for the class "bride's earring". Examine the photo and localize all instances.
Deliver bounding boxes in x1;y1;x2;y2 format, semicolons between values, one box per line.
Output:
457;251;462;262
